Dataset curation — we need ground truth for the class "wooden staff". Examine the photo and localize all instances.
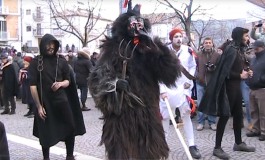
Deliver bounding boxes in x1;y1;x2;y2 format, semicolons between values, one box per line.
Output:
164;98;193;160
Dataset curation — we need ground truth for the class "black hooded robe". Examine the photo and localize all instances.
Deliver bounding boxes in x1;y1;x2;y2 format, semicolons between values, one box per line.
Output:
0;121;9;160
88;11;181;160
28;34;86;148
198;45;237;116
198;27;248;117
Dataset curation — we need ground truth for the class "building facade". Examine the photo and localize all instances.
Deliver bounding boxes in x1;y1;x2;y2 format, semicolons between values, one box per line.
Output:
0;0;20;49
20;0;112;54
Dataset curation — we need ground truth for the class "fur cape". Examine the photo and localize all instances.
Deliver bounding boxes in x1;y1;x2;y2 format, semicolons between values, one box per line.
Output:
88;11;181;159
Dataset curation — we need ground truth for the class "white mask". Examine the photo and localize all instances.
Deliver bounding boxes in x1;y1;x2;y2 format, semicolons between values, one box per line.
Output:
172;33;183;46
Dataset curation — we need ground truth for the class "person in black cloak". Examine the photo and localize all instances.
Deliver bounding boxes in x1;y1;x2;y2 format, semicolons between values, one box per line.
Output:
0;121;9;160
0;52;19;115
88;1;181;160
198;27;255;159
28;34;86;160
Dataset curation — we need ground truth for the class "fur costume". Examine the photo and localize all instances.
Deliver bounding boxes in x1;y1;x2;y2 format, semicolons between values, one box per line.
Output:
88;3;181;160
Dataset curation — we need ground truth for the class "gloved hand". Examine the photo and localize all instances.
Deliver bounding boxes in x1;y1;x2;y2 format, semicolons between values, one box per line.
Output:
116;79;129;92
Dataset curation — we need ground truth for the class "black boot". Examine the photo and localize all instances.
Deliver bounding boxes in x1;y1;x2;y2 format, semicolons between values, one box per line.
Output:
27;112;34;118
66;156;75;160
9;110;15;115
24;110;32;117
81;102;91;111
1;109;10;115
189;146;201;159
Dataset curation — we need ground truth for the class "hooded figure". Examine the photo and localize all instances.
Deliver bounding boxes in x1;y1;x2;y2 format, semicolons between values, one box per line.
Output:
198;27;249;116
198;27;255;159
0;52;19;115
28;34;86;159
0;121;9;160
88;3;181;160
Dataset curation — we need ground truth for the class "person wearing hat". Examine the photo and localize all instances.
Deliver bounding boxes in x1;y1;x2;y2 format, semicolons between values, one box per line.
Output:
198;27;256;159
19;55;35;118
0;52;19;115
90;51;99;66
245;40;265;141
74;47;93;111
67;50;77;69
28;34;86;160
159;27;201;159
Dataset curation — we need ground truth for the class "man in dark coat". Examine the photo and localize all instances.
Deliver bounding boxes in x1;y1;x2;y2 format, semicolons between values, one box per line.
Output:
19;55;36;118
0;52;19;115
12;52;24;100
245;40;265;141
74;47;93;111
88;3;181;160
0;121;9;160
198;27;255;159
90;52;99;66
28;34;86;160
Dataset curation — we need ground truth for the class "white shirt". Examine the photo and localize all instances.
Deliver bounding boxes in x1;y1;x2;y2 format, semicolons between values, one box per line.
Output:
159;44;197;119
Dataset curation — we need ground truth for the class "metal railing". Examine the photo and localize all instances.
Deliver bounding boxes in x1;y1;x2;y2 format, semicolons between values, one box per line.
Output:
33;29;44;37
32;13;44;22
0;6;9;15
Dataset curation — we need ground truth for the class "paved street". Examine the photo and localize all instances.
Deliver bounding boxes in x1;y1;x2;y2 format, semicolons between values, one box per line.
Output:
0;98;265;160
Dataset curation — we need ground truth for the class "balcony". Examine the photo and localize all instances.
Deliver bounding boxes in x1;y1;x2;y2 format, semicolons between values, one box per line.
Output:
33;29;44;37
0;31;8;41
33;13;44;22
0;6;9;16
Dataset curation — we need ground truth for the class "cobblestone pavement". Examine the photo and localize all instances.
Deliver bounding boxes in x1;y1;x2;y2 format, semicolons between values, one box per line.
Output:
0;98;265;160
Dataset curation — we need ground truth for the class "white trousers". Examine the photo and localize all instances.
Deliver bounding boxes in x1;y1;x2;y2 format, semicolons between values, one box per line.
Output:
162;101;195;147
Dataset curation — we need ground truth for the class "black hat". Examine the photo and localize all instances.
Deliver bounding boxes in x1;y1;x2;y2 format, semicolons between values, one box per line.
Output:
16;52;22;57
251;40;265;49
0;52;8;59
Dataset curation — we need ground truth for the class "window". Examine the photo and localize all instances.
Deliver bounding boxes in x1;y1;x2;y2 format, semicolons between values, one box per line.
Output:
26;26;31;32
26;9;31;15
26;41;32;47
0;20;7;32
36;7;41;18
37;23;41;35
0;20;7;39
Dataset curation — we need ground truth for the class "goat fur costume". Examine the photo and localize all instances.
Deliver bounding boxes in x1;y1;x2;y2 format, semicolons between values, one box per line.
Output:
88;4;181;160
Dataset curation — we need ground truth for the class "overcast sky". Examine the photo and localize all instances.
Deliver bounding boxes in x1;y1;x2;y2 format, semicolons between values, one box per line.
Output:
98;0;264;22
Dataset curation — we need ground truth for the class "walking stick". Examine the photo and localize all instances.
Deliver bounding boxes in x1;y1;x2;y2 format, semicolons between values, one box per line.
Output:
164;97;193;160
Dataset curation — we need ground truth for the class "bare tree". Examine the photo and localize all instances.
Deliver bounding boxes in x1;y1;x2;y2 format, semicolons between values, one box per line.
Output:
46;0;108;47
192;18;246;48
191;18;215;50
